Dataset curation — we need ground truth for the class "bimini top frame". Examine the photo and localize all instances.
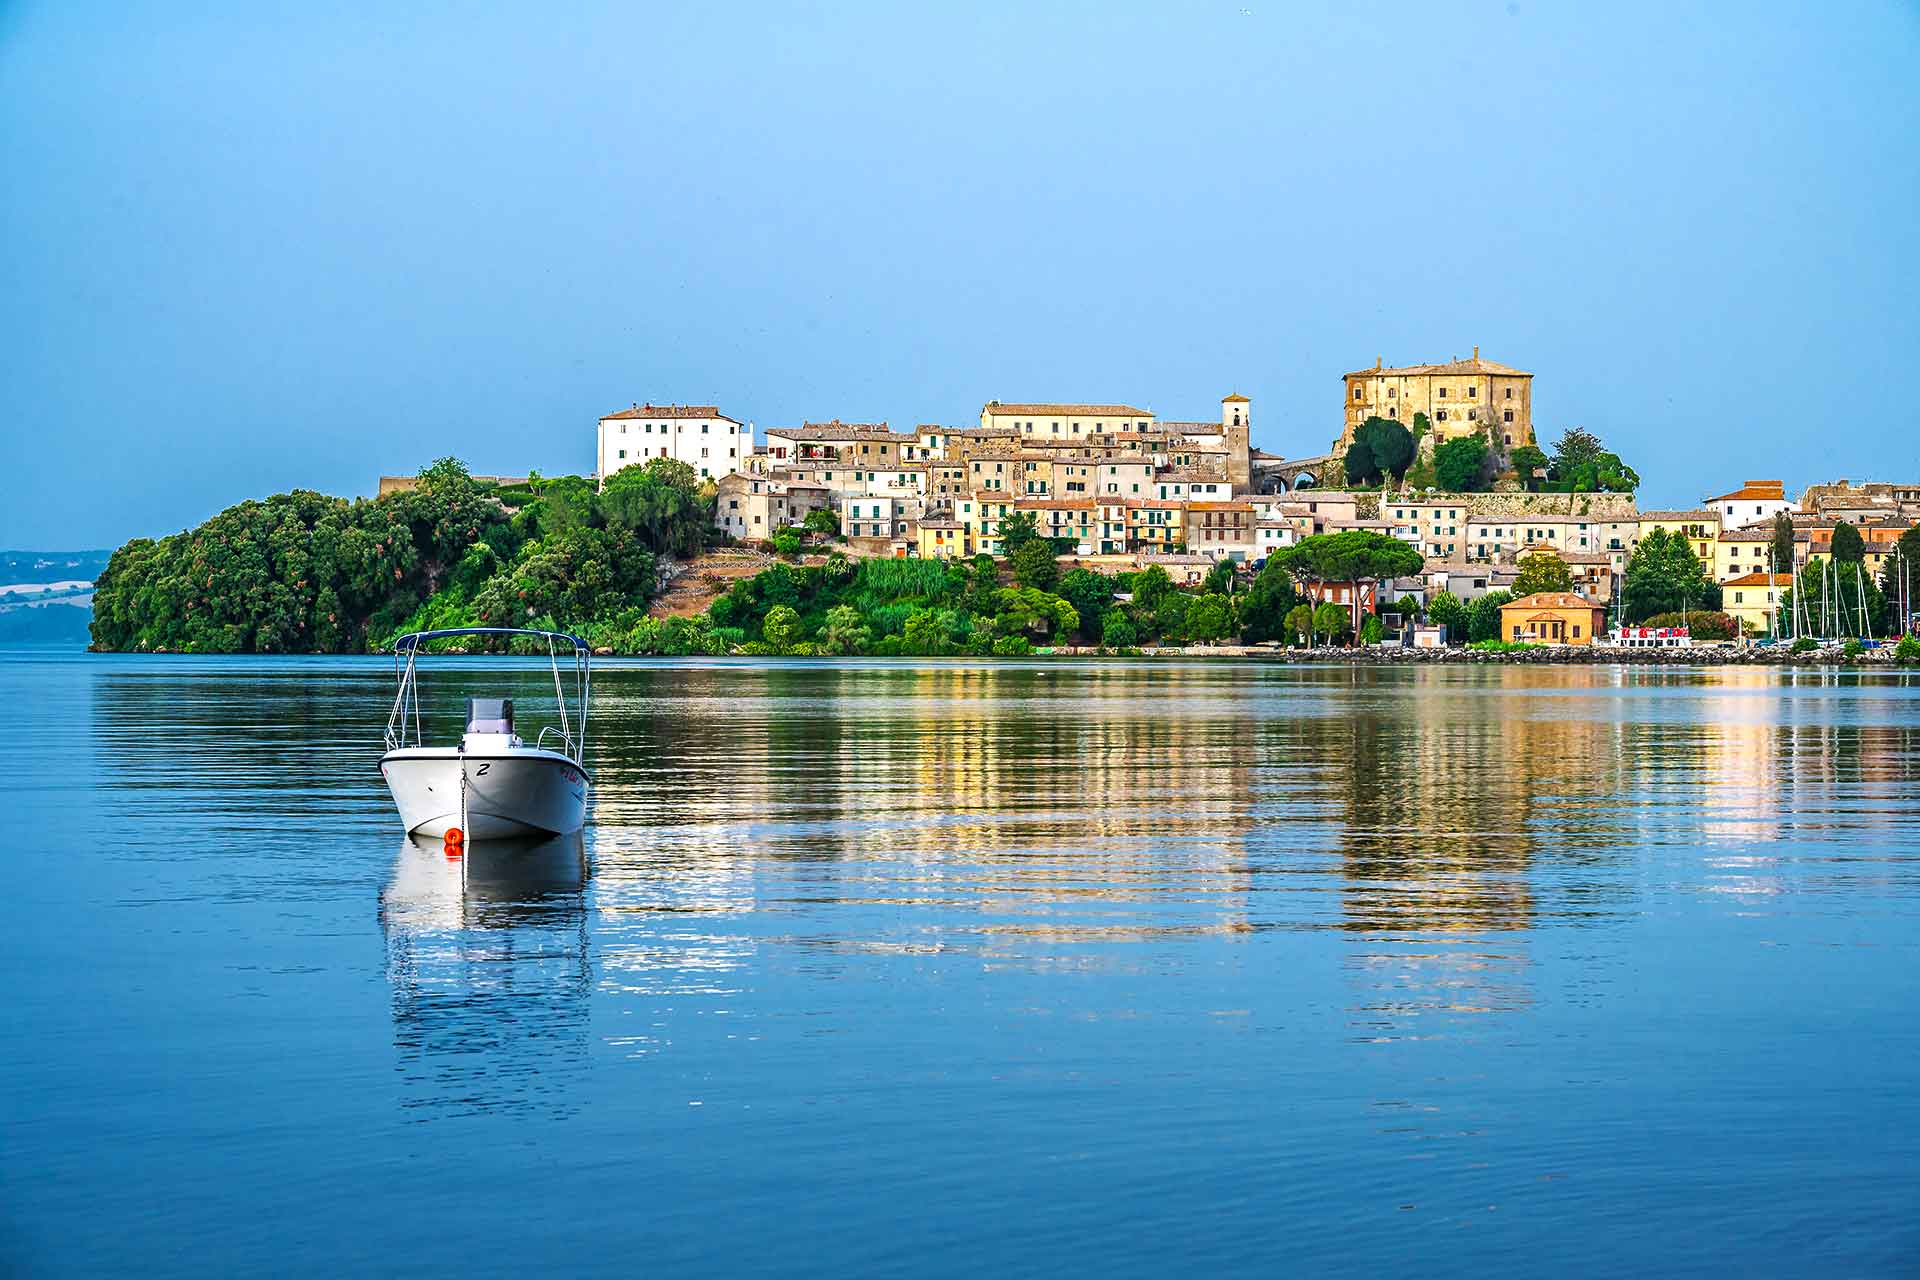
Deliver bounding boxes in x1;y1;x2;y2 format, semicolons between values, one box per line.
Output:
385;627;591;765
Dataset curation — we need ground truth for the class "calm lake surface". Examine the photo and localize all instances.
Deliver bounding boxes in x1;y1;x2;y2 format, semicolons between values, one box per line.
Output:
5;653;1919;1276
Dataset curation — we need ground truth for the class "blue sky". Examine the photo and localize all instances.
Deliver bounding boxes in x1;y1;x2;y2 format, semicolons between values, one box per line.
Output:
2;1;1916;547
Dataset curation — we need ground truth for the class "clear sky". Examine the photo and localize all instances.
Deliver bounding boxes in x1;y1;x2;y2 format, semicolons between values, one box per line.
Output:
2;1;1916;548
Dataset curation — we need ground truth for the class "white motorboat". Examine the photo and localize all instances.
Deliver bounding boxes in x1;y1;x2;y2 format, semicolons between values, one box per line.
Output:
379;627;592;840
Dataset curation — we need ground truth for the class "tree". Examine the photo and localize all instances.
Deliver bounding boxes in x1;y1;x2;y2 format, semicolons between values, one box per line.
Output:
1427;590;1467;639
1360;614;1383;644
1203;559;1236;595
762;604;803;651
1830;519;1865;565
1466;590;1512;642
997;510;1040;555
1187;593;1234;644
1100;608;1137;648
963;554;1000;614
802;507;839;536
1311;601;1350;646
1011;538;1060;591
1550;427;1604;478
1878;524;1920;629
1057;569;1115;642
1433;436;1490;492
1131;565;1175;613
1284;603;1314;645
771;528;801;558
1275;529;1424;634
1622;528;1714;622
1513;547;1574;596
1770;511;1797;581
819;604;871;655
1508;445;1549;492
1345;417;1417;486
1344;442;1383;488
1237;556;1301;642
992;587;1078;640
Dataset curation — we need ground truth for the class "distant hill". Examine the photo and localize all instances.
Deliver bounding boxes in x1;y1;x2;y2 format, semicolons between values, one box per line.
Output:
0;550;110;587
0;600;92;649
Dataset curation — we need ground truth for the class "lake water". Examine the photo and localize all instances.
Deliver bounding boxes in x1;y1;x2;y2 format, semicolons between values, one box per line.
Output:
6;653;1919;1276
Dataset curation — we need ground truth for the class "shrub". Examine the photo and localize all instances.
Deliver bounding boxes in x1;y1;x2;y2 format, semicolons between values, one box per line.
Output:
1895;634;1920;664
1360;614;1383;644
1639;610;1740;641
1790;637;1818;654
992;635;1032;656
1843;638;1864;660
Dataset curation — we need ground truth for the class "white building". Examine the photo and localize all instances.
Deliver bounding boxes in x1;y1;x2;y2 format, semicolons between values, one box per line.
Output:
598;403;749;484
1704;480;1797;530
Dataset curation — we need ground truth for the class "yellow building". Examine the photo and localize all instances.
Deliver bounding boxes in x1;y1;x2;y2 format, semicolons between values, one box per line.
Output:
959;492;1015;556
1721;572;1790;638
1638;509;1720;566
1339;348;1534;451
1126;499;1186;551
980;402;1155;440
915;517;969;561
1499;592;1607;646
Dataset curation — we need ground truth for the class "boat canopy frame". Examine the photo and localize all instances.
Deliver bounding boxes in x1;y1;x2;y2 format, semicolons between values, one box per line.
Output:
386;627;590;765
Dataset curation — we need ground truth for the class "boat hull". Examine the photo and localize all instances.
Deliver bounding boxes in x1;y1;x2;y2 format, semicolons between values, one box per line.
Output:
379;748;590;839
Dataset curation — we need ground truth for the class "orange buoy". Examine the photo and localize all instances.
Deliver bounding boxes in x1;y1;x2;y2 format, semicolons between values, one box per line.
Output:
443;826;465;858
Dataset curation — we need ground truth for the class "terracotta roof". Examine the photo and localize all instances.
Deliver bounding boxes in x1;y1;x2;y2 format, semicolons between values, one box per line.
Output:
1221;393;1250;403
1501;592;1602;611
602;403;741;425
1185;501;1255;512
982;402;1153;418
1722;572;1793;587
1639;510;1717;522
1344;354;1530;379
1704;480;1788;503
1013;498;1096;511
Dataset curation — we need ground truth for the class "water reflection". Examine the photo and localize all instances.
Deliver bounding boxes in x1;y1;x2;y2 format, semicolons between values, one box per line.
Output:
379;833;589;1120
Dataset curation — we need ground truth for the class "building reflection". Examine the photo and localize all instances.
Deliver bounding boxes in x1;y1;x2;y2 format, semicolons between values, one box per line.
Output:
379;833;590;1119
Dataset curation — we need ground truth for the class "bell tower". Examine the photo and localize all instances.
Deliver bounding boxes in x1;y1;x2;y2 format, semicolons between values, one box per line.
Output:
1221;394;1251;491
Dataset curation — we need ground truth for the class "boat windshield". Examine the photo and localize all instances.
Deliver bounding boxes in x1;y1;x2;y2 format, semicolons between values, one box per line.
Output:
467;698;514;734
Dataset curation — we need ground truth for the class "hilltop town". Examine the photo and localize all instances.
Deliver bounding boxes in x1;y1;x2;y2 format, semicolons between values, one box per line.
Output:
571;351;1918;645
113;347;1913;659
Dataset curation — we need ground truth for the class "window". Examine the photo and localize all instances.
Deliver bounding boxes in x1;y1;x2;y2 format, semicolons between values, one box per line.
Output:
1503;409;1514;422
1468;408;1478;420
1353;388;1362;400
1505;387;1513;399
1388;387;1396;398
1437;410;1448;422
618;449;627;459
701;424;709;434
1438;387;1448;398
1468;386;1477;398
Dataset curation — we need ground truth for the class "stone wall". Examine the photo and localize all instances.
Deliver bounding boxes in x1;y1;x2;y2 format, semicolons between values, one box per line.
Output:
1347;490;1637;521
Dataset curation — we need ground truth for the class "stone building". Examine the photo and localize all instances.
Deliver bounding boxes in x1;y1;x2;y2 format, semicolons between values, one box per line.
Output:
1338;349;1534;453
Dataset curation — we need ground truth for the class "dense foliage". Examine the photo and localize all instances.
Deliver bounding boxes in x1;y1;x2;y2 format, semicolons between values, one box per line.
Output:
1621;528;1716;622
1512;547;1573;596
91;457;715;653
1432;435;1491;492
1637;610;1741;640
1343;417;1416;487
1542;427;1639;493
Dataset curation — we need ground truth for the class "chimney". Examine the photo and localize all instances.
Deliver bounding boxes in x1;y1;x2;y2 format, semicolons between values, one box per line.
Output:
1375;356;1382;370
1473;344;1480;361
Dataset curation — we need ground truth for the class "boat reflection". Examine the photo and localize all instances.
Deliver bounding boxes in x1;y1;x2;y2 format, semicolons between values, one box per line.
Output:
379;832;590;1120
